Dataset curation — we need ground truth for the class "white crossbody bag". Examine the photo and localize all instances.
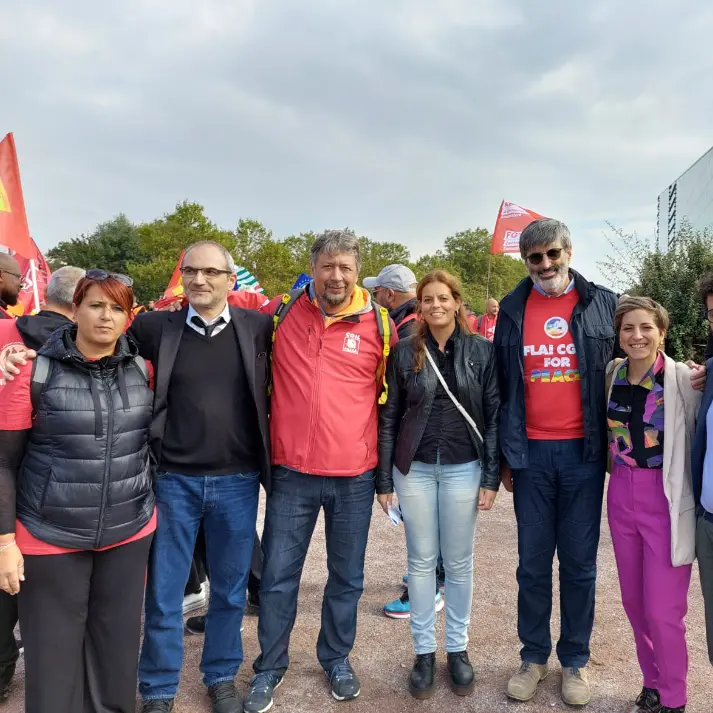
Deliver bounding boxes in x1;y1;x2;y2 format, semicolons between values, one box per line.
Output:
424;347;483;445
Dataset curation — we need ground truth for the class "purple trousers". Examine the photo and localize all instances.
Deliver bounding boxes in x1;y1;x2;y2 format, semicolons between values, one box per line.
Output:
608;463;692;709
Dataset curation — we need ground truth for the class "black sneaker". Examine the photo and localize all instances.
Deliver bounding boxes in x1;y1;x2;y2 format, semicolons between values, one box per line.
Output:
246;589;260;616
243;672;283;713
660;707;685;713
447;651;475;696
409;653;436;700
633;687;661;712
326;658;361;701
186;615;243;635
208;681;241;713
142;699;175;713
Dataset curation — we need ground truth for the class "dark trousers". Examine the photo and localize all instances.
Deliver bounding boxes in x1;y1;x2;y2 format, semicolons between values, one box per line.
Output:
254;467;375;676
139;472;260;699
0;591;18;690
18;535;153;713
696;512;713;665
512;439;605;668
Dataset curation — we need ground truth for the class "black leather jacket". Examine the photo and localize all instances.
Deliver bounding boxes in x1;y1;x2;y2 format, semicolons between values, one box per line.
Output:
377;330;500;494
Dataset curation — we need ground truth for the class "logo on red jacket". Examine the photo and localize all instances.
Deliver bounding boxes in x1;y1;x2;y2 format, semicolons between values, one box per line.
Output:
342;332;361;355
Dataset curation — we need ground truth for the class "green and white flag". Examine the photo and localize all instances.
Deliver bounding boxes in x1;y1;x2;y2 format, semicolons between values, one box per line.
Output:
234;267;263;293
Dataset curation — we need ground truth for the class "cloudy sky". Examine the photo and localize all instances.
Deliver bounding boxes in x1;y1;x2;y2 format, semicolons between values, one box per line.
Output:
3;0;713;286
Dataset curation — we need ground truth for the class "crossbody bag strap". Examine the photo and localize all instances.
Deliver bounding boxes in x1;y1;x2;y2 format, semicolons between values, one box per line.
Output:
423;347;483;444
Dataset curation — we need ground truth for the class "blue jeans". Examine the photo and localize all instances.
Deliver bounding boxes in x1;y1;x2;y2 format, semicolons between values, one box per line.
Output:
254;467;375;676
139;471;260;699
394;459;481;654
512;439;605;668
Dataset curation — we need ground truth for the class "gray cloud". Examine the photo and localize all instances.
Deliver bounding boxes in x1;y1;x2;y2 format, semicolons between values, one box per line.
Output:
3;0;713;285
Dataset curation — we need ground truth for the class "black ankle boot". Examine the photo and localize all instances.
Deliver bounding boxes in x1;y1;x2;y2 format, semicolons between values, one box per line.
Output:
447;651;475;696
409;653;436;699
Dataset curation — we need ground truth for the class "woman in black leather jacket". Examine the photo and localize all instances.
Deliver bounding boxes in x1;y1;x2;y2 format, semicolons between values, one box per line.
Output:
376;269;500;700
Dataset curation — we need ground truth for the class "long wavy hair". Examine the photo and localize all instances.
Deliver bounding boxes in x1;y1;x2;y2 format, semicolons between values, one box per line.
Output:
412;269;473;372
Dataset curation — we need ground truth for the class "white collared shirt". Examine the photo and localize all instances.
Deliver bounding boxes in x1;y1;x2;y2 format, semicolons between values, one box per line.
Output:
186;302;231;337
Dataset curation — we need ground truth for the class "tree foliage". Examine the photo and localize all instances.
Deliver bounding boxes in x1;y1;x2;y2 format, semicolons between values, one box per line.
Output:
44;202;528;310
598;222;713;362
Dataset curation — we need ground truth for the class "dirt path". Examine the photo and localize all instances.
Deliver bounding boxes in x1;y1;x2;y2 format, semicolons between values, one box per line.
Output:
7;487;713;711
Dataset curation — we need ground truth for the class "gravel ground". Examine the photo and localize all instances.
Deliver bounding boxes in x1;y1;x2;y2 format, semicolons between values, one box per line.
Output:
6;485;713;712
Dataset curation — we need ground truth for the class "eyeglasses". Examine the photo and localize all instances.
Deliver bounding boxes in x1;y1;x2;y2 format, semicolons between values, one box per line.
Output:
85;269;134;287
0;268;22;279
705;308;713;324
525;248;563;265
180;267;232;279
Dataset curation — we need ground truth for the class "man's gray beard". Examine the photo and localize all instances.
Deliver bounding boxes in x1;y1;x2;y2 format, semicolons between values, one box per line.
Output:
321;290;347;306
533;265;570;295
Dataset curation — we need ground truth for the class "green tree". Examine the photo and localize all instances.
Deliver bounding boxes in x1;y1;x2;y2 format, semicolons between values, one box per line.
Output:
598;222;713;362
46;214;143;274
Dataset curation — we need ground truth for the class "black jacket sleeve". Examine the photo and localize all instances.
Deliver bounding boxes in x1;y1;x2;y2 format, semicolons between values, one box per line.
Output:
376;348;405;495
0;430;30;535
480;348;501;491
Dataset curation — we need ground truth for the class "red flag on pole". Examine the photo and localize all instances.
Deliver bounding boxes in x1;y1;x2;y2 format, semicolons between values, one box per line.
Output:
490;200;546;254
0;133;33;259
7;239;52;317
152;251;186;310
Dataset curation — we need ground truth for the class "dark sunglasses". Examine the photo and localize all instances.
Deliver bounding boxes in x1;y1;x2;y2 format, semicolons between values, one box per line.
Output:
525;248;563;265
86;269;134;287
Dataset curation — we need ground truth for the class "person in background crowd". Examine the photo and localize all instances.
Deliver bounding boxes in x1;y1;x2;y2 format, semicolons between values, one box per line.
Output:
0;271;156;713
363;264;418;339
377;269;500;700
607;297;699;713
0;265;85;701
477;298;499;342
0;254;22;320
464;305;479;332
692;273;713;676
148;299;156;311
243;230;397;713
133;300;147;316
362;263;445;619
495;218;617;707
133;241;272;713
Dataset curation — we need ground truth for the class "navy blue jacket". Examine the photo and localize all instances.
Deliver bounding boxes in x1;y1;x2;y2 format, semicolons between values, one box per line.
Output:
691;358;713;508
493;270;617;469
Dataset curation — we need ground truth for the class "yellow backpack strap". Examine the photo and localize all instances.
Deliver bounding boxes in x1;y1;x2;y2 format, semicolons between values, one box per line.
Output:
375;306;391;405
268;290;303;395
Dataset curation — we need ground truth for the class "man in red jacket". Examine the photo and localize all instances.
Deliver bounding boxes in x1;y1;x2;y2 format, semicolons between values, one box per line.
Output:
0;254;22;320
244;230;397;713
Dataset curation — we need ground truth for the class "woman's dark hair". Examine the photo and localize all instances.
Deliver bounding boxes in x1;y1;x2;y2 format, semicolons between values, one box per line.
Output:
699;274;713;305
73;276;135;315
412;269;473;372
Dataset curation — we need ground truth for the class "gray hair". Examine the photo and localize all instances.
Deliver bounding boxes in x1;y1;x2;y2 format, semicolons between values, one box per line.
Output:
519;218;572;259
310;229;362;272
46;266;86;308
182;241;237;275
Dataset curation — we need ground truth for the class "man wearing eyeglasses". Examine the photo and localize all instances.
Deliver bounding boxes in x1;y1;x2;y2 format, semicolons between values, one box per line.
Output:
493;218;617;707
0;254;22;320
129;241;272;713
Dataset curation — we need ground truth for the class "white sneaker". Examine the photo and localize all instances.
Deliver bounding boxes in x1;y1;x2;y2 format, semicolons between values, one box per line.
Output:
182;581;209;615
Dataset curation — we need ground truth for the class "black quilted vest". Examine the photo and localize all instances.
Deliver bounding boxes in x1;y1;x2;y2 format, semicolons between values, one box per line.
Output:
16;324;155;549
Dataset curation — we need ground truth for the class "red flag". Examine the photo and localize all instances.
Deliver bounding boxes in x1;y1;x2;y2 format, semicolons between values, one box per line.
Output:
490;200;546;254
0;134;33;259
152;251;186;310
7;239;52;317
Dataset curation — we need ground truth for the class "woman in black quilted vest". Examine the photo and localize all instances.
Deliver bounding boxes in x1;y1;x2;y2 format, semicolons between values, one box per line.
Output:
0;270;155;713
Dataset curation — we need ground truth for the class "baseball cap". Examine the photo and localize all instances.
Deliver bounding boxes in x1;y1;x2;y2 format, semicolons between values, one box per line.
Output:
363;264;417;292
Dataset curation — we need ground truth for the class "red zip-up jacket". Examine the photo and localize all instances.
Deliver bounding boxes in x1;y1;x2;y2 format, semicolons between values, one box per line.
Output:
264;288;397;476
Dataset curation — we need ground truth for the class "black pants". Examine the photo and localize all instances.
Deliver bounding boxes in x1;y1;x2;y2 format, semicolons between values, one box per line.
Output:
19;535;153;713
185;528;263;597
0;591;18;689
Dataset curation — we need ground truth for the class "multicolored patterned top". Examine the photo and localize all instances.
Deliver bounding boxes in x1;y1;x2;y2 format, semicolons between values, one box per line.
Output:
607;353;665;469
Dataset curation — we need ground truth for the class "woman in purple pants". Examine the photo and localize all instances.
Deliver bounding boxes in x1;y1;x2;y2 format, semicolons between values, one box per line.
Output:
606;297;700;713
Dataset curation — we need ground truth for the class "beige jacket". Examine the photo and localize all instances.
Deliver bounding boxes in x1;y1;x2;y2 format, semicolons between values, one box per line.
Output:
606;353;701;566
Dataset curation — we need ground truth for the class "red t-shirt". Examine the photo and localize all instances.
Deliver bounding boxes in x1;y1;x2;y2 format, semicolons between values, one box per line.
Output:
478;314;498;342
0;346;157;555
522;288;584;440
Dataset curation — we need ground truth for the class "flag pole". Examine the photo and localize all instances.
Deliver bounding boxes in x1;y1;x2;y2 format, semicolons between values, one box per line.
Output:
29;258;40;313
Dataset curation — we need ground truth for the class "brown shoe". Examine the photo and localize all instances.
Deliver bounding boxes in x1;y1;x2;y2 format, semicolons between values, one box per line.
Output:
561;667;590;706
506;661;549;701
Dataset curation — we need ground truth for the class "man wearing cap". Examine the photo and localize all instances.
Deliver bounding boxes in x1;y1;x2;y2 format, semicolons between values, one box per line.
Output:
363;265;419;339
